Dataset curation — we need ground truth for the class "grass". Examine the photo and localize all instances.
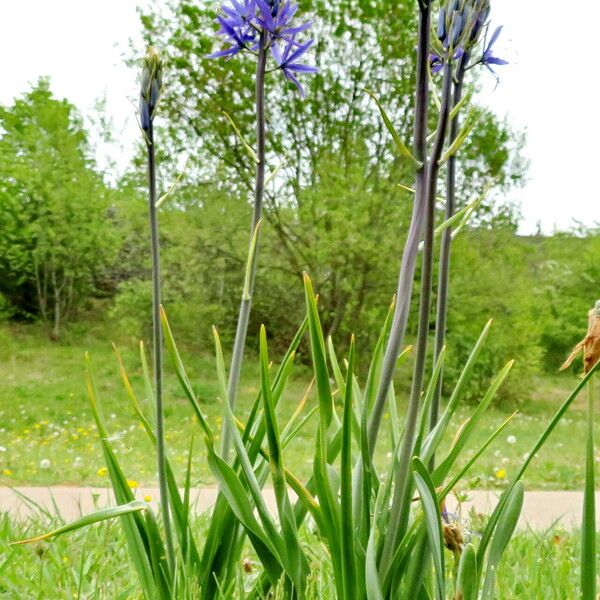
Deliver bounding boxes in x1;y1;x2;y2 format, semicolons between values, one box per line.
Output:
0;507;587;599
0;322;594;490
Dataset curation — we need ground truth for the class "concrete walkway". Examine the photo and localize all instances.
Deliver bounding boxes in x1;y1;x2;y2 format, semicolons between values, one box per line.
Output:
2;486;599;530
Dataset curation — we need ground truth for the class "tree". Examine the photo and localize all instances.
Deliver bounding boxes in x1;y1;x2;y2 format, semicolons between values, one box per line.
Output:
0;80;117;338
133;0;526;351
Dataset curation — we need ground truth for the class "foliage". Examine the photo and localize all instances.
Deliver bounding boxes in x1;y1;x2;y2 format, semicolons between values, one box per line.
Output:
0;80;117;338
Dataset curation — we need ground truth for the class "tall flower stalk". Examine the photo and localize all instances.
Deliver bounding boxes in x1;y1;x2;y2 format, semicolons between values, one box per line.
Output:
430;59;467;437
366;0;432;458
431;2;505;439
221;34;267;459
139;48;176;571
208;0;317;460
377;0;506;571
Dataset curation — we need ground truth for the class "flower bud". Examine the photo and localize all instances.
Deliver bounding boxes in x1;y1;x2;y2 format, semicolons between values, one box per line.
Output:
139;47;163;131
450;12;464;46
437;7;447;41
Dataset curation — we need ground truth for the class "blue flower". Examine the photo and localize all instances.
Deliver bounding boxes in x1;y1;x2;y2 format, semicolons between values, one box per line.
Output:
207;0;316;95
481;26;508;71
271;38;318;96
206;0;259;58
255;0;311;40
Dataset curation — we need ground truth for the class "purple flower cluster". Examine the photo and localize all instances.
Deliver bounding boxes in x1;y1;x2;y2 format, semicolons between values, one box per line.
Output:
207;0;317;96
430;0;507;76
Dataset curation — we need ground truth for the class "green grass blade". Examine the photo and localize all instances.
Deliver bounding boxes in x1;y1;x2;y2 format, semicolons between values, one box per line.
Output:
454;543;477;600
582;376;596;600
12;501;149;545
160;307;213;441
365;486;386;600
340;337;358;599
421;319;492;460
412;458;445;600
259;325;307;594
439;412;517;500
477;361;600;570
481;481;524;599
430;360;514;480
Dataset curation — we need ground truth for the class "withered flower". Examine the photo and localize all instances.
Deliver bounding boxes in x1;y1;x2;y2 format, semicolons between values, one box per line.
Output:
560;301;600;374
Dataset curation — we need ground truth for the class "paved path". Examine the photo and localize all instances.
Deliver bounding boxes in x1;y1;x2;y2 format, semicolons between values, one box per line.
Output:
2;487;599;530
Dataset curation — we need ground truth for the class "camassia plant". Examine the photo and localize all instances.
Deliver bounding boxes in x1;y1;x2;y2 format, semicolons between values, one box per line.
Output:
13;0;600;599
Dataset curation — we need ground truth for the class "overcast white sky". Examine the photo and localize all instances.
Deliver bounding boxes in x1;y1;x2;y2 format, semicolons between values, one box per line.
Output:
1;0;597;234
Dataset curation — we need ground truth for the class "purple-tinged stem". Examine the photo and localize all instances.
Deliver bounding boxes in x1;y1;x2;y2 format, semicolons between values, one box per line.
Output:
380;54;455;578
429;57;468;461
221;32;267;461
366;0;431;458
145;121;176;572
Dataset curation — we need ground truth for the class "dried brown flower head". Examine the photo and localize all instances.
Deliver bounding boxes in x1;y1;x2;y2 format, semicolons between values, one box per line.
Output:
560;301;600;374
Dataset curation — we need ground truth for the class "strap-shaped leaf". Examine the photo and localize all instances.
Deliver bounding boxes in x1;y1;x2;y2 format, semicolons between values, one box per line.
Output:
12;500;149;545
481;481;524;599
454;543;478;600
412;458;445;600
365;89;421;168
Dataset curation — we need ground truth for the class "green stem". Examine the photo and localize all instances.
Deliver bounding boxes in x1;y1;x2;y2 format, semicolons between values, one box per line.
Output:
221;34;268;461
146;121;176;572
582;373;596;599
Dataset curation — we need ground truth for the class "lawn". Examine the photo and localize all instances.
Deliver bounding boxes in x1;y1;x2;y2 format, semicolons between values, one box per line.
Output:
0;508;585;599
0;322;593;491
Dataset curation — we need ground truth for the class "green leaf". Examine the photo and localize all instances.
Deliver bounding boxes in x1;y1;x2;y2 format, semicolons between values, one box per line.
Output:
421;319;493;460
303;273;334;428
365;486;386;600
365;89;422;168
12;501;149;545
160;307;213;441
439;412;517;501
222;110;260;164
581;376;596;600
243;220;262;301
439;107;487;164
454;543;477;600
340;337;358;599
481;481;524;599
431;360;514;481
259;325;307;593
477;360;600;570
412;458;445;600
85;354;170;600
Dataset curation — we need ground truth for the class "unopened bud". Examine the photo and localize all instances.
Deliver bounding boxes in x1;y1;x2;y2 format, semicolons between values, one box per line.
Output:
139;47;163;131
437;7;447;41
450;12;464;45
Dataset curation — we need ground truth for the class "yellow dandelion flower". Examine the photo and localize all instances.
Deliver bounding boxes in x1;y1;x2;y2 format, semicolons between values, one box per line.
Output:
2;468;13;476
143;495;152;502
495;468;506;480
97;467;108;477
127;480;139;489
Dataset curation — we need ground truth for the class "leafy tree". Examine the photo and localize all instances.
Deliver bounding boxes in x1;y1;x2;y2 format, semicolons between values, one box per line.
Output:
133;0;525;352
0;80;117;338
